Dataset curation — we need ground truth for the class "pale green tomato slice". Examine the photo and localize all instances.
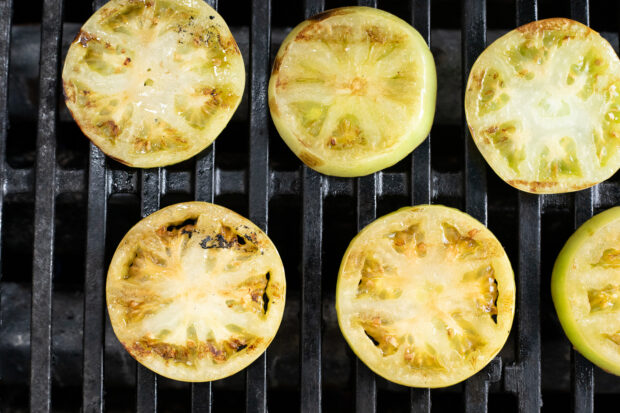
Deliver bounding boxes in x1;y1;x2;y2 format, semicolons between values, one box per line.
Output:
268;6;436;177
465;18;620;193
552;207;620;375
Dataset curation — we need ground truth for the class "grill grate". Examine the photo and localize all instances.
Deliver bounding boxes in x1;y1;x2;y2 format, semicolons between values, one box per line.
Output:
0;0;619;412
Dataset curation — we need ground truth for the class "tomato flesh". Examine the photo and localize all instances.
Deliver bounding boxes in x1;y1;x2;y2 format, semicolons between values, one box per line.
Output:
336;205;515;388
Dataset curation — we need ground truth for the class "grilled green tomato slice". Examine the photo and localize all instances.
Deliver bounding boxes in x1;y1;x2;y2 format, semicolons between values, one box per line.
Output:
552;207;620;375
465;18;620;194
336;205;515;387
62;0;244;168
268;7;436;177
106;202;285;382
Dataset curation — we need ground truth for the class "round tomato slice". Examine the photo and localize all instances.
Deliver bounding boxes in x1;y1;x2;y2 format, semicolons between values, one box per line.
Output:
465;18;620;194
552;207;620;375
268;7;436;177
336;205;515;388
62;0;245;168
106;202;286;382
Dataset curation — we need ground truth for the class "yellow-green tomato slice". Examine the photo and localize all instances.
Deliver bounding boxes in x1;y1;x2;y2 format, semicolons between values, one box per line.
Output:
465;18;620;194
268;6;436;177
62;0;245;167
552;206;620;375
336;205;515;387
106;202;286;382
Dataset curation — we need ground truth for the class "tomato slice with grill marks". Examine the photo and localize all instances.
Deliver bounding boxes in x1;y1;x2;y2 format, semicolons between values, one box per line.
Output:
62;0;244;168
106;202;286;382
336;205;515;388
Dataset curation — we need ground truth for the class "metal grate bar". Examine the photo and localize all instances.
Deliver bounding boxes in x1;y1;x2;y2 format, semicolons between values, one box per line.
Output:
461;0;495;411
509;2;544;413
300;0;324;409
30;0;63;411
245;0;270;412
409;0;431;410
136;169;162;413
81;2;110;413
355;173;378;413
82;147;108;413
0;0;12;376
191;2;217;409
569;4;594;412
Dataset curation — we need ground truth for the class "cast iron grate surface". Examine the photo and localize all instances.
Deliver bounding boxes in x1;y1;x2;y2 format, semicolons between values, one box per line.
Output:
0;0;619;412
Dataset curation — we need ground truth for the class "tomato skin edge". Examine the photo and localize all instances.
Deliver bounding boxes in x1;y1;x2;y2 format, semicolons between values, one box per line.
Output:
335;204;516;388
551;206;620;376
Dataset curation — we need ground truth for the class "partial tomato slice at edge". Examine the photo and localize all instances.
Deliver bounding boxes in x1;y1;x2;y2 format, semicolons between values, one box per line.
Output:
551;206;620;375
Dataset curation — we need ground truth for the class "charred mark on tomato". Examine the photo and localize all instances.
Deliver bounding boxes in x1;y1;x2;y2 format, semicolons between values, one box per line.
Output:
76;30;95;47
166;218;197;232
263;272;271;313
364;329;380;346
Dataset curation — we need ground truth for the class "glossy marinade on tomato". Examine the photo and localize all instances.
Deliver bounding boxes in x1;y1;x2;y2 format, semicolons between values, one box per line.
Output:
106;202;286;382
268;6;436;177
552;207;620;375
336;205;515;387
465;18;620;194
62;0;245;168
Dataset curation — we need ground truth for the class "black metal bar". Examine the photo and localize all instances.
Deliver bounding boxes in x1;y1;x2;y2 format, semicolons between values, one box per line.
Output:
136;169;161;413
81;3;109;413
0;1;12;384
304;0;324;18
191;383;212;413
410;389;431;413
299;0;324;409
513;193;543;413
461;0;495;411
245;0;270;412
82;145;107;413
410;0;431;209
355;174;377;413
30;0;63;411
409;0;431;409
516;0;537;25
462;0;487;224
570;0;590;26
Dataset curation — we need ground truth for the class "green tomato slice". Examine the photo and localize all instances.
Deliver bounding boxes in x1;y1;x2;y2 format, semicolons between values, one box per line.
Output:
268;6;436;177
552;206;620;375
465;18;620;194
